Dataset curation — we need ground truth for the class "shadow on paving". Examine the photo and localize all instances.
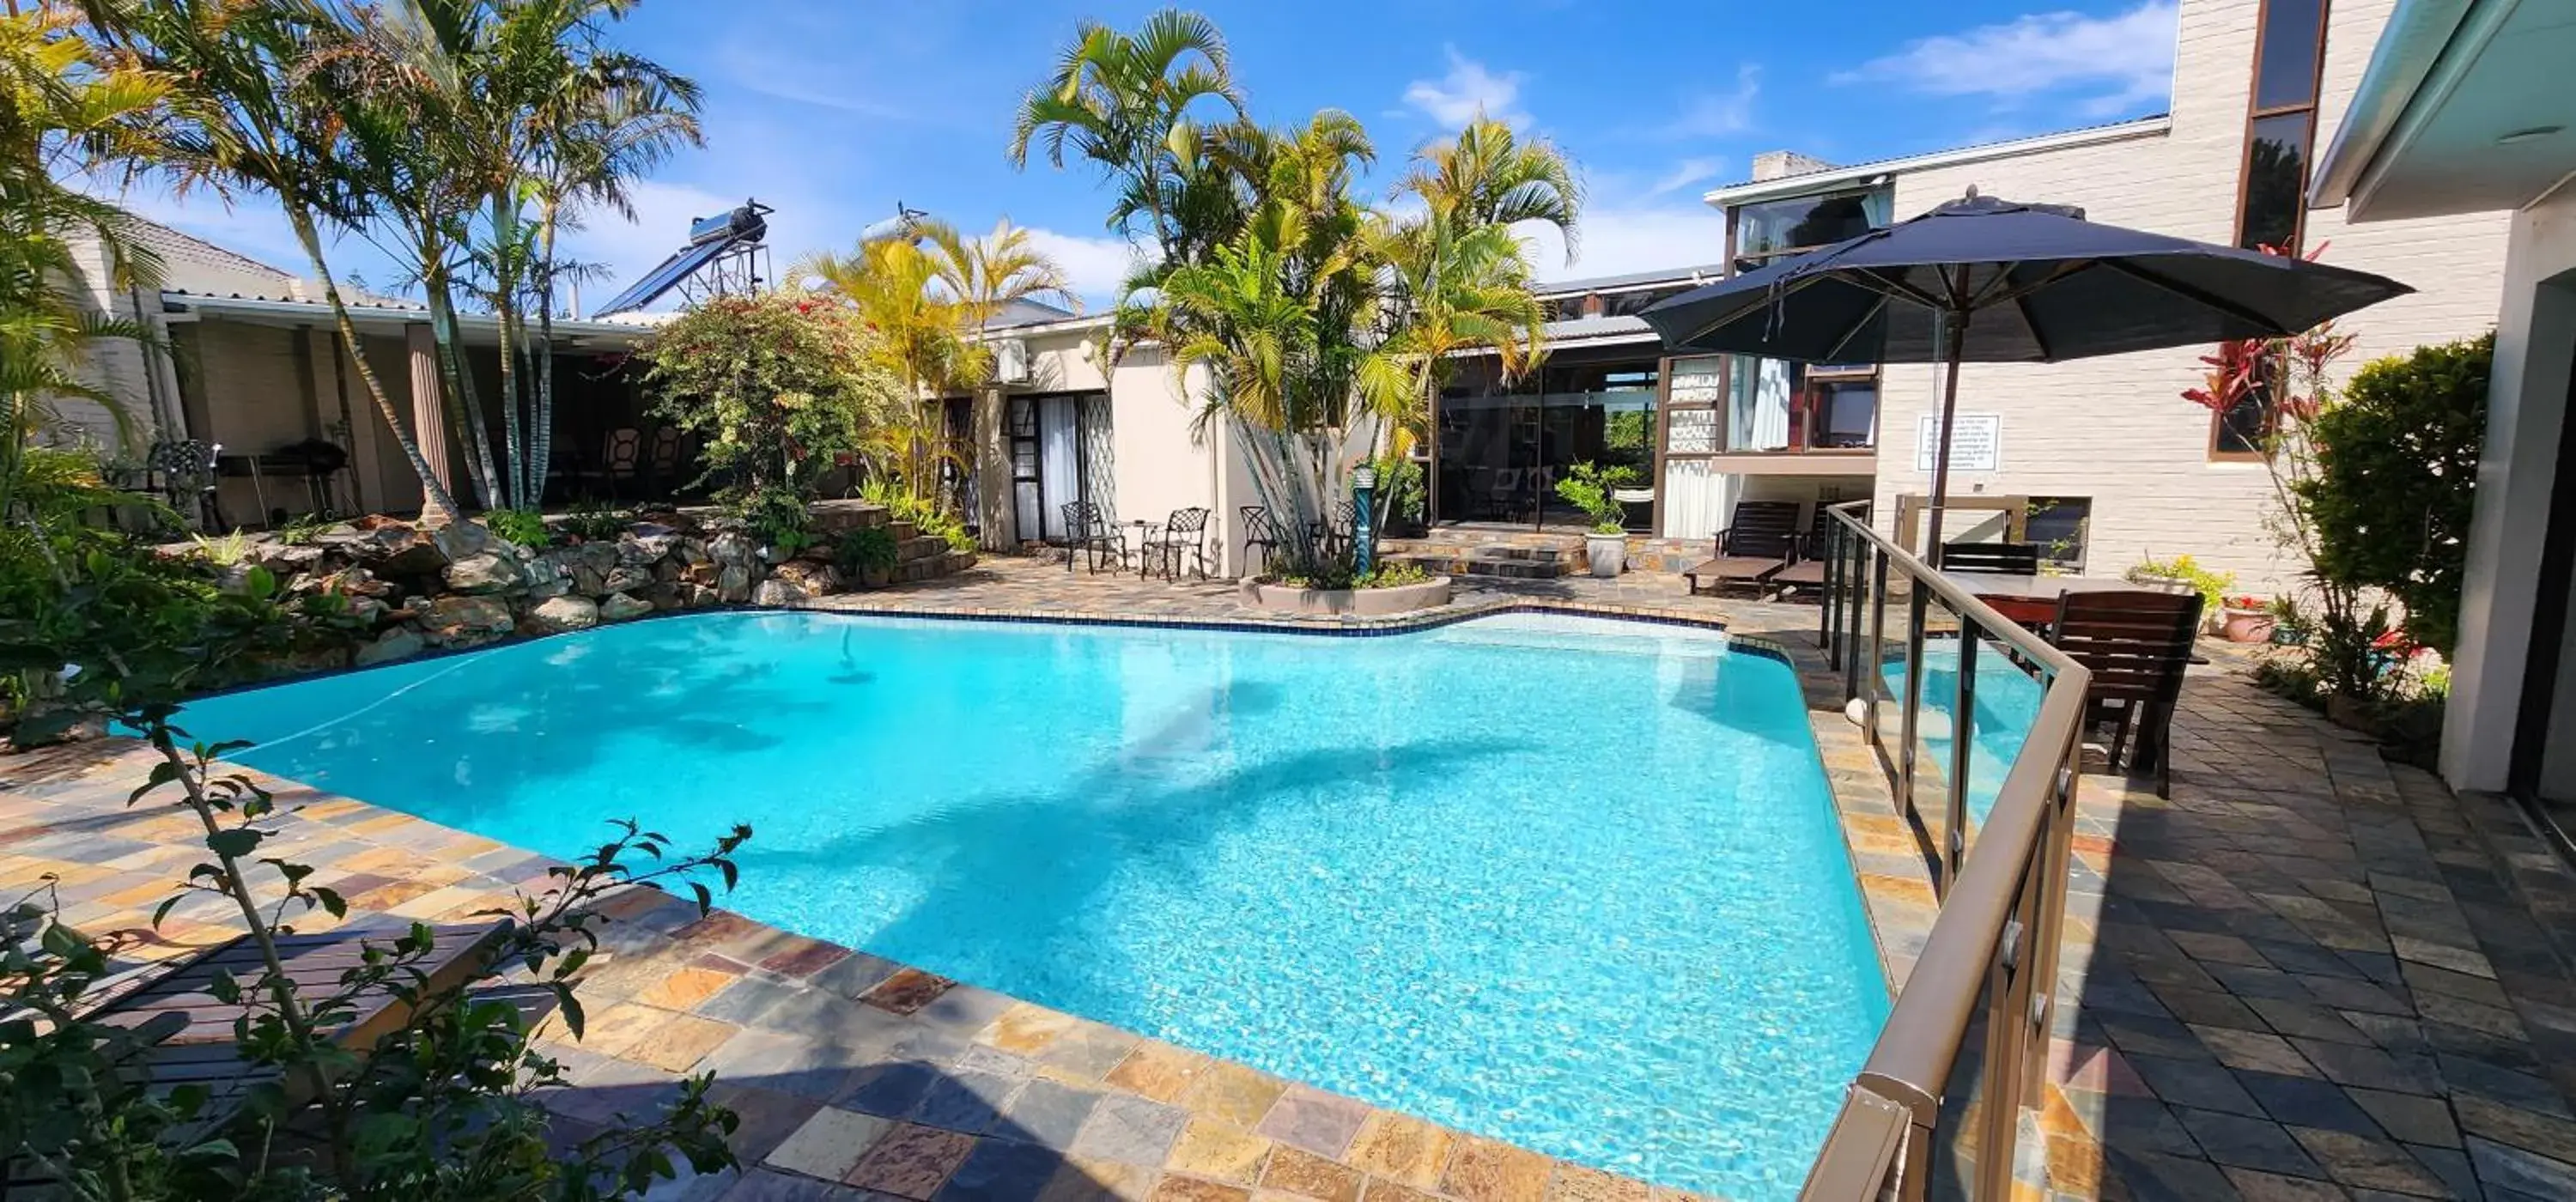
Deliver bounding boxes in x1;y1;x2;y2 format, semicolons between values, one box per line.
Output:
541;1063;1130;1202
2052;666;2576;1200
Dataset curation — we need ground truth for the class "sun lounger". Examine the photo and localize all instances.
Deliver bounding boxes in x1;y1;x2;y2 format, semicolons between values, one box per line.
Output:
1685;501;1803;597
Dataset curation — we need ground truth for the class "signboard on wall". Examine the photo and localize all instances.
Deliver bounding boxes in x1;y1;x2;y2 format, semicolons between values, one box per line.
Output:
1915;413;2002;473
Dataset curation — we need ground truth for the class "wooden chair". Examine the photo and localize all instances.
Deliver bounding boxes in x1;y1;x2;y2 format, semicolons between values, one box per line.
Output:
2049;589;2205;798
1685;501;1803;597
1060;501;1122;574
1773;502;1868;599
1941;541;2043;574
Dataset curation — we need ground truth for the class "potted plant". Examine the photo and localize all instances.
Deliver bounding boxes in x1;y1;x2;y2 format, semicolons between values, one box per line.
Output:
2127;554;2235;633
2219;594;2275;643
2265;594;2310;645
1555;462;1639;577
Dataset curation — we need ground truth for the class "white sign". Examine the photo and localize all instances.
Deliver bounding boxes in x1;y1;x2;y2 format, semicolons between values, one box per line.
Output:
1916;413;2002;473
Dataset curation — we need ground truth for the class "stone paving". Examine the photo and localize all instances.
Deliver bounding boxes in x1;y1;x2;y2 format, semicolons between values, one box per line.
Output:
9;554;2576;1201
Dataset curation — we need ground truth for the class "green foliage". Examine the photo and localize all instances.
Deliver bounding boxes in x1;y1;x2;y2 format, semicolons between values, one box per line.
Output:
726;484;815;555
2129;554;2235;616
860;479;975;553
1369;454;1424;528
0;524;358;743
484;506;551;549
2295;332;2492;657
1553;461;1639;534
1273;559;1431;590
641;294;908;501
274;509;337;546
559;499;635;543
3;697;754;1197
834;525;900;580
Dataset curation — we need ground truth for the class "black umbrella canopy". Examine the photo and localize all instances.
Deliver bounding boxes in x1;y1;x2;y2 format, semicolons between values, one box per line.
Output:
1639;193;2412;363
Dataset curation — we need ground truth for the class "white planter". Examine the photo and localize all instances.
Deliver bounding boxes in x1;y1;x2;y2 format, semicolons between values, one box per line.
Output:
1585;532;1626;578
1238;576;1454;616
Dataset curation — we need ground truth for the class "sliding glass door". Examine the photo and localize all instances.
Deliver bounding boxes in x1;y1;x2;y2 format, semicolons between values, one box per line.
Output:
1433;354;1659;531
1007;393;1114;543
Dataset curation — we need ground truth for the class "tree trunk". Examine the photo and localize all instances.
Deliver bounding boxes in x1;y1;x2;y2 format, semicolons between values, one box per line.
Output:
496;296;523;511
286;205;461;523
532;202;562;507
425;267;501;510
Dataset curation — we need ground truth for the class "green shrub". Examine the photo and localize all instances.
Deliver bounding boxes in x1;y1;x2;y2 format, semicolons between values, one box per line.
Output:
641;293;908;498
1356;561;1431;589
726;485;815;555
485;506;551;548
2129;554;2235;616
1553;462;1640;534
2297;332;2491;657
835;525;900;580
559;499;635;543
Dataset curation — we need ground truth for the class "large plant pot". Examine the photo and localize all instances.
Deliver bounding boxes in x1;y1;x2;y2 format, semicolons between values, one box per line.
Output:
1238;575;1453;616
1584;532;1626;578
2221;608;2276;643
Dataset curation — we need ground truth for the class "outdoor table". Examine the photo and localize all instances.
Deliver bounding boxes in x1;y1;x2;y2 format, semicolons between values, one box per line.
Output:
1121;519;1157;576
1937;571;2145;629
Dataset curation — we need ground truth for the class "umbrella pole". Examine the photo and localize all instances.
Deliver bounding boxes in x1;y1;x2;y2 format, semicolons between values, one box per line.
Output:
1923;305;1968;566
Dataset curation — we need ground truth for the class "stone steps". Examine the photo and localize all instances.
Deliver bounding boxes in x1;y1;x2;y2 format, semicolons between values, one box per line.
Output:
1382;547;1572;580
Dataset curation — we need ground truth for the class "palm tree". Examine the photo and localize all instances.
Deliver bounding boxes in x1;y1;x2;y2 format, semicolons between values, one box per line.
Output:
1007;8;1243;267
1397;113;1583;263
928;218;1079;336
0;6;167;517
81;0;468;523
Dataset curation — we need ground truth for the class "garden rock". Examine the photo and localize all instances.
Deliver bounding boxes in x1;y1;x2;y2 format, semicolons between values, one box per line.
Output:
352;524;448;577
526;594;600;634
767;558;839;599
443;552;522;594
420;594;513;645
430;519;492;562
716;562;752;604
599;565;653;595
355;628;425;666
599;592;653;622
254;543;325;575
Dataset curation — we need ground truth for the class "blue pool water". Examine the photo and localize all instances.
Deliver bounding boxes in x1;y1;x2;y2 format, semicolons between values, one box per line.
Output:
1883;640;2048;825
179;611;1886;1199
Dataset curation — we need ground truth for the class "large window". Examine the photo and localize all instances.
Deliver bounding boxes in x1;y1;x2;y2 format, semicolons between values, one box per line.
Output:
1733;188;1891;270
2234;0;2330;253
2026;497;2093;572
2218;0;2331;458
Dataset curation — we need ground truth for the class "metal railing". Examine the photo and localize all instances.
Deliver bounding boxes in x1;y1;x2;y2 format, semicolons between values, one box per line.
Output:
1803;501;2089;1201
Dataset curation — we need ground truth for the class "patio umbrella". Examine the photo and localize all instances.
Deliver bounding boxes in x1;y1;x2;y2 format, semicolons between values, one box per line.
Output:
1637;191;2412;558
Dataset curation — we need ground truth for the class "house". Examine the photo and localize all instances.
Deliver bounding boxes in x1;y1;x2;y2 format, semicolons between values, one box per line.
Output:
1682;0;2513;587
58;215;662;528
2302;0;2574;813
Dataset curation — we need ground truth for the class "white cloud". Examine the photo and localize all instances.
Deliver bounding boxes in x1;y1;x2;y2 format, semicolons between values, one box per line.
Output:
1832;2;2178;117
1520;203;1730;283
1652;66;1760;140
1402;47;1528;129
1643;157;1726;200
1018;226;1145;307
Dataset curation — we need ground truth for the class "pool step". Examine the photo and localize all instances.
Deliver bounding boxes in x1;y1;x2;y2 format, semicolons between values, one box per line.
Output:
1382;547;1572;580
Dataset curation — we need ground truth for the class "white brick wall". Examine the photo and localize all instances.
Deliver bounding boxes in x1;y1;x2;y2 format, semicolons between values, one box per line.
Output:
1856;0;2509;592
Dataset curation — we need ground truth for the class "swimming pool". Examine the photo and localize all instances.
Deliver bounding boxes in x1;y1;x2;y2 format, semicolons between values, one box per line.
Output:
178;611;1886;1199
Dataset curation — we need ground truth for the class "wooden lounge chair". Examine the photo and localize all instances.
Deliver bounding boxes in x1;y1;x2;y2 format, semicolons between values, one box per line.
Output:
0;920;512;1193
2049;589;2204;798
1773;503;1869;599
1941;541;2043;574
1685;501;1803;597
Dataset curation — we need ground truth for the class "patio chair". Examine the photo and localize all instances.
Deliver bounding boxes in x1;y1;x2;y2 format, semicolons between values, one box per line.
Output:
1308;501;1357;562
1771;503;1867;600
1239;506;1280;575
568;428;643;500
2049;589;2204;798
1941;541;2044;574
1144;507;1212;580
12;920;512;1186
1060;501;1123;574
1684;501;1803;597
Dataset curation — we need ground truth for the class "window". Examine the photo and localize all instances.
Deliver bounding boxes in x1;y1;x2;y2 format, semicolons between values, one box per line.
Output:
2211;353;2281;457
1733;187;1890;270
1808;379;1879;449
2025;497;2092;572
2233;0;2331;253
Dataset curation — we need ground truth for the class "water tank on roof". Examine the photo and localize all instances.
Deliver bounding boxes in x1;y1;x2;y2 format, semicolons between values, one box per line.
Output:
689;204;767;247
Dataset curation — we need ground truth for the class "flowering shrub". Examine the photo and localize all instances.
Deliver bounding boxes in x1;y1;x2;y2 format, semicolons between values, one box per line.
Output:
641;294;908;503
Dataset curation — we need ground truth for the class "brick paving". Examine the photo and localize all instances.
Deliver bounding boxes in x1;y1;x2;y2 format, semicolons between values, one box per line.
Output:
7;554;2576;1200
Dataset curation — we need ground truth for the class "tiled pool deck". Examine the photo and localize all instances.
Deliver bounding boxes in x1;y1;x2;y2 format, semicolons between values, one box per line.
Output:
6;555;2576;1200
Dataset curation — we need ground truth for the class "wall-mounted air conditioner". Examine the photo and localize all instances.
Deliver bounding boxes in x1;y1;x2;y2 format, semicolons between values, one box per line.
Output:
997;338;1031;385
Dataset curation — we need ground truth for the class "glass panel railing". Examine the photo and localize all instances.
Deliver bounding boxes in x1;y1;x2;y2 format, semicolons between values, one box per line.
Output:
1911;593;1965;880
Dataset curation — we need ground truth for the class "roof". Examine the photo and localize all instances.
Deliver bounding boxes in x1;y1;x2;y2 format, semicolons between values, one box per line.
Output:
989;296;1080;328
161;289;658;345
1698;116;2173;209
1533;264;1728;296
2308;0;2571;221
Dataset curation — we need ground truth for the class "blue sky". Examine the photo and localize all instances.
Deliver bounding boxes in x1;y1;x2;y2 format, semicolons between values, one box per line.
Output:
112;0;2180;308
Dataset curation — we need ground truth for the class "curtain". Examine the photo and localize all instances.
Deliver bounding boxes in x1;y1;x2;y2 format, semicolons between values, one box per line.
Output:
1039;397;1079;541
1078;395;1116;523
1010;398;1041;543
1662;458;1735;540
1728;357;1794;451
